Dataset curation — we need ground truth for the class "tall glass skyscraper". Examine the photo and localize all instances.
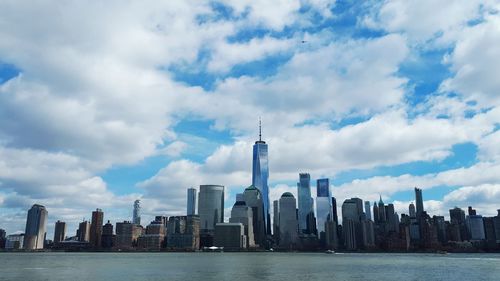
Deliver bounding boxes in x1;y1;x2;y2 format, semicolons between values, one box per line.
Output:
133;199;141;225
24;204;48;250
297;173;314;234
252;121;270;235
316;178;333;234
198;185;225;231
187;187;197;215
415;187;424;217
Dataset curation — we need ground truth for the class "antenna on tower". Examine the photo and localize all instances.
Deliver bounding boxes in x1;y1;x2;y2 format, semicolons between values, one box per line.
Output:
259;117;262;142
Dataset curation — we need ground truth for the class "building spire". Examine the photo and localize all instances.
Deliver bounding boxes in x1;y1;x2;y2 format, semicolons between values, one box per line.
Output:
259;117;262;142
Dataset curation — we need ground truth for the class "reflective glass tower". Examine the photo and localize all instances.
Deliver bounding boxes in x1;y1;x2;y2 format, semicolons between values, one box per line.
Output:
187;187;197;215
297;173;314;234
133;199;141;225
415;187;424;218
24;204;48;250
252;120;270;235
316;178;333;234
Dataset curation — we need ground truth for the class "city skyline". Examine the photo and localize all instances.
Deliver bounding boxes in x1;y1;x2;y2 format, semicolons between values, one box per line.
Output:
1;1;500;240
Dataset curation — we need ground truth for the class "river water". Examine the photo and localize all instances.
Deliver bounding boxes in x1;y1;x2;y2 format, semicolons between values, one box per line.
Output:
0;252;499;281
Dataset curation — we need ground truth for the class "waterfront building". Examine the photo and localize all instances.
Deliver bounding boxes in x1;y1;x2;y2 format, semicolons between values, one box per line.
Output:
5;233;24;250
133;199;141;226
0;229;5;249
187;187;197;216
252;121;270;235
342;198;364;250
278;192;298;248
53;220;66;244
77;221;91;242
24;204;48;250
90;209;104;249
229;199;255;248
137;221;165;250
273;200;280;241
494;210;500;242
214;223;246;250
467;214;485;241
432;216;446;244
166;215;200;250
115;221;143;249
483;217;497;247
243;185;266;247
297;173;315;235
316;178;333;239
198;185;224;232
386;204;398;233
361;219;375;248
415;187;424;218
102;220;114;249
155;216;168;228
449;207;468;241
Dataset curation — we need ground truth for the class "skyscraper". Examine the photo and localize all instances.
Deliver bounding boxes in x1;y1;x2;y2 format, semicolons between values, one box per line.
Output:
364;201;372;220
133;199;141;226
198;185;224;232
187;187;197;216
53;220;66;244
102;220;114;249
415;187;424;218
90;208;104;249
342;198;364;250
77;221;91;242
316;178;333;236
278;192;298;248
273;200;280;241
409;202;416;218
229;199;255;248
378;196;386;223
24;204;48;250
243;185;266;247
252;120;270;235
449;207;468;241
297;173;314;234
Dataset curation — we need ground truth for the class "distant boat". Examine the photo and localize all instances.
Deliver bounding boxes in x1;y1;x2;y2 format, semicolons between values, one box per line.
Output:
325;250;335;254
436;250;448;255
202;246;224;252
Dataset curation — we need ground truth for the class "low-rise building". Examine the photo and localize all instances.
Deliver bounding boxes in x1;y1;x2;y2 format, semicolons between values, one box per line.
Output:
214;223;246;251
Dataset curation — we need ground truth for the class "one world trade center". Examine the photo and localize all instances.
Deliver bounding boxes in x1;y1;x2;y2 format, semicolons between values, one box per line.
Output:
252;120;271;236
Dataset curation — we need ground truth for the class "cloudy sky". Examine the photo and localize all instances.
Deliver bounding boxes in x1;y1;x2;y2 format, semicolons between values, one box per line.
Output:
1;1;500;237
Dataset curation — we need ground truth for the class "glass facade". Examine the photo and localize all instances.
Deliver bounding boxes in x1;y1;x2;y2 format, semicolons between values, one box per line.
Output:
198;185;225;232
316;179;332;234
252;140;270;235
187;188;196;216
297;173;314;233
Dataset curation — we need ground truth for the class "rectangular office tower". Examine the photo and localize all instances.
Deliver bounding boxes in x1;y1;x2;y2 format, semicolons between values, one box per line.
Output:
297;173;315;234
198;184;225;246
187;187;197;216
316;179;333;235
90;209;104;249
24;204;48;250
53;220;66;244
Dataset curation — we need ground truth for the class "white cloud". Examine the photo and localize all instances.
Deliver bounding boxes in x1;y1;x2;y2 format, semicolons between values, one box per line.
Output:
363;0;490;45
208;36;293;72
441;14;500;107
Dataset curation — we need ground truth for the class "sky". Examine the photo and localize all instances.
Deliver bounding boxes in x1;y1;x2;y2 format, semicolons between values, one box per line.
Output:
1;0;500;238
